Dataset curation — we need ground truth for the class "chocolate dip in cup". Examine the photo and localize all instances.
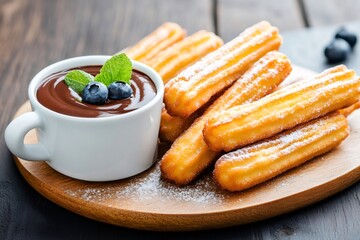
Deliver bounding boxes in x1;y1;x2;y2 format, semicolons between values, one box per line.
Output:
5;55;164;181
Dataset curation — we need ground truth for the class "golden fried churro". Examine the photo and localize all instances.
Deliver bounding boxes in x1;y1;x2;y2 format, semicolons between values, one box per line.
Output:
214;112;349;192
145;30;223;84
203;65;360;152
159;108;200;143
277;64;344;90
124;22;186;62
150;31;222;142
159;90;223;143
160;51;292;185
339;100;360;117
164;21;282;118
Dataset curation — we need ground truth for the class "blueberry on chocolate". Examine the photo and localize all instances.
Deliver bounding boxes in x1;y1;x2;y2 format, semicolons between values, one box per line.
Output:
64;54;133;105
108;81;133;100
82;82;108;105
324;38;351;63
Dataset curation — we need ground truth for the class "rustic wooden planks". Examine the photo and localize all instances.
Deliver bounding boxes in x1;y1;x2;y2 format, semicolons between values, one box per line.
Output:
304;0;360;27
217;0;305;41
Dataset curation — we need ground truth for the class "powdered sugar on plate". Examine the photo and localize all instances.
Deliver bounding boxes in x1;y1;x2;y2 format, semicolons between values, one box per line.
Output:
64;162;225;206
117;165;224;204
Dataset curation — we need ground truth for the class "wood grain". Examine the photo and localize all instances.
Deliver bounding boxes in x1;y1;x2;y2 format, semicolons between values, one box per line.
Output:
303;0;360;27
12;97;360;231
217;0;304;41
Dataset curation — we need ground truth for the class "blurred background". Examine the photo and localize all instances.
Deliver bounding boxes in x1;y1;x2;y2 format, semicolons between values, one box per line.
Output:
2;0;360;54
2;0;360;59
2;0;360;78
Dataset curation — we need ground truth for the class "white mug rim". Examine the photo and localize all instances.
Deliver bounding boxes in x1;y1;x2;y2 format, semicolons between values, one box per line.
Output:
28;55;164;122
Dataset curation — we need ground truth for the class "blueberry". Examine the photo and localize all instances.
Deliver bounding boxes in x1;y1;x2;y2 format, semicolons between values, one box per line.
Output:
82;82;108;105
324;38;351;63
108;81;133;100
335;27;357;48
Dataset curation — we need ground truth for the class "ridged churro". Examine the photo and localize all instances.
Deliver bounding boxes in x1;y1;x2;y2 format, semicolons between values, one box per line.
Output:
339;100;360;117
145;30;223;84
203;65;360;152
159;89;223;143
214;112;349;192
164;21;282;118
160;51;292;185
124;22;186;62
159;108;201;143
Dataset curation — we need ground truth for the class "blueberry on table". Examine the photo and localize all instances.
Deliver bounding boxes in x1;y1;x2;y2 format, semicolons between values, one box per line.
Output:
108;81;133;100
82;82;108;105
335;27;357;48
324;38;351;63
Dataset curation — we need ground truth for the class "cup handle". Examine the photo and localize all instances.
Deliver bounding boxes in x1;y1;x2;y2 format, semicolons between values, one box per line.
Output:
5;111;49;161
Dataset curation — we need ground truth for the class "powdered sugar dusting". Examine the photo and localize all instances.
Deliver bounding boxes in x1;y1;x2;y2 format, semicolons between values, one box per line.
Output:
64;163;225;206
174;24;277;86
118;166;224;204
219;114;345;165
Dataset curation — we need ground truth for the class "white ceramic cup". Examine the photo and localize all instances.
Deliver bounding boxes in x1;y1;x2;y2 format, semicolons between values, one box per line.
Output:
5;55;164;181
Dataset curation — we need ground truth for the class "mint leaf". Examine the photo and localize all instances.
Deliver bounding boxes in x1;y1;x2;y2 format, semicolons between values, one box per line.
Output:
95;53;132;86
64;70;94;94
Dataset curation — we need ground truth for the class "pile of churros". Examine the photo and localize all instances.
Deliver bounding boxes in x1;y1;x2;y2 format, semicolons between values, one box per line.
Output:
123;22;360;192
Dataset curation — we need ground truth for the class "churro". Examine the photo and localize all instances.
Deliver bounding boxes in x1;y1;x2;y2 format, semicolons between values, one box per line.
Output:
164;21;282;118
214;112;349;192
159;108;200;143
160;51;292;185
159;89;223;143
203;65;360;152
123;22;186;62
145;30;223;84
339;100;360;117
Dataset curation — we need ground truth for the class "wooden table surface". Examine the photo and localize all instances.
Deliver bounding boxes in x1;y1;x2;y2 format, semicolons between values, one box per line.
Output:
1;0;360;239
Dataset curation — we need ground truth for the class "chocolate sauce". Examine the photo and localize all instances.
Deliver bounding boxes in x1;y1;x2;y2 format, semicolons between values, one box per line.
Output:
36;66;157;118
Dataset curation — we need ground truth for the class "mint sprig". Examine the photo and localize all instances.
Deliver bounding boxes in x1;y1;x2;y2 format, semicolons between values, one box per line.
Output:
64;70;94;94
64;53;132;96
95;53;132;86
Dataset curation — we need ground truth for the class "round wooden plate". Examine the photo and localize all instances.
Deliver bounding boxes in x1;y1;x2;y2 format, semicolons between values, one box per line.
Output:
13;101;360;231
11;66;360;230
